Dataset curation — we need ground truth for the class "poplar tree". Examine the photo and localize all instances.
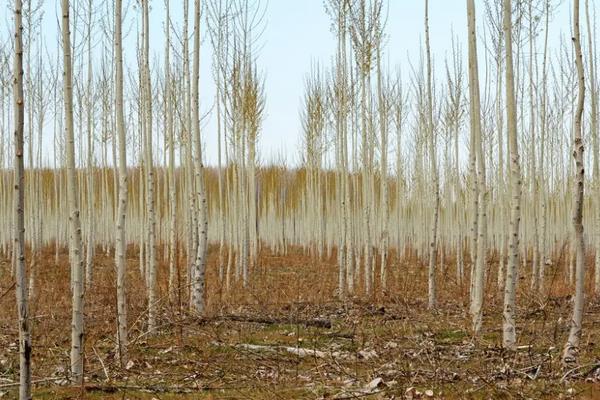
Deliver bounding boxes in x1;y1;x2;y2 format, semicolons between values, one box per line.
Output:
13;0;32;397
191;0;209;314
466;0;487;335
502;0;523;350
114;0;128;366
563;0;586;365
60;0;85;382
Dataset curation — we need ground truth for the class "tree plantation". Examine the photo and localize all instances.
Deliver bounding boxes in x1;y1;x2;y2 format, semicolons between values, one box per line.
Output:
2;0;600;398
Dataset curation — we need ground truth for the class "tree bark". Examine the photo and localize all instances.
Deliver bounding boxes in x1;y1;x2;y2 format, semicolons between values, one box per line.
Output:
114;0;128;367
13;0;32;397
563;0;586;365
61;0;85;382
191;0;208;315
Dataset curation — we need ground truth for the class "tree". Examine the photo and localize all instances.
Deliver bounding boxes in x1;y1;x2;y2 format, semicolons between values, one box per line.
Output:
502;0;523;350
424;0;440;309
348;0;384;296
139;0;158;332
466;0;488;335
191;0;208;314
13;0;32;397
84;0;95;288
114;0;128;366
562;0;586;366
60;0;86;382
585;0;600;296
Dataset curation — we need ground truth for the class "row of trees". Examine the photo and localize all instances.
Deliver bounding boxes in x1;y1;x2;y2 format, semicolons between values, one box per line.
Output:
2;0;597;398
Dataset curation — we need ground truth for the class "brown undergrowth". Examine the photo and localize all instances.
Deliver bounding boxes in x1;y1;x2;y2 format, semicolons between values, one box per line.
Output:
0;245;599;399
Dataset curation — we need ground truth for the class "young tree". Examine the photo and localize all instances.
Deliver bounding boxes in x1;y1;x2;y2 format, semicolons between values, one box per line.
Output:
424;0;440;309
84;0;95;288
139;0;158;332
114;0;128;366
13;0;32;397
466;0;488;335
585;0;600;296
563;0;586;365
60;0;86;382
502;0;523;350
191;0;209;314
164;0;179;303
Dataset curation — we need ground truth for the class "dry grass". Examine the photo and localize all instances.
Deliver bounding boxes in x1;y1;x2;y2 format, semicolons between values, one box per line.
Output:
1;245;599;399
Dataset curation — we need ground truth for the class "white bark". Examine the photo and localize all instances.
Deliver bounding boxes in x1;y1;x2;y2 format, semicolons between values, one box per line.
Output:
425;0;440;310
466;0;487;335
114;0;128;367
502;0;523;350
61;0;85;382
563;0;586;365
191;0;208;314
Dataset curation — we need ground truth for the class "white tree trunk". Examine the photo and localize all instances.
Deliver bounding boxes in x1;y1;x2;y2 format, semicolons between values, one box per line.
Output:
466;0;487;335
502;0;523;350
114;0;128;367
191;0;208;314
61;0;85;382
563;0;586;365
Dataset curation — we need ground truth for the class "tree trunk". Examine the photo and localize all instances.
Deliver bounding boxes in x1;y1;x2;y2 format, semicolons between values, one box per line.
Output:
502;0;523;350
563;0;586;365
13;0;32;396
61;0;85;382
467;0;487;335
114;0;128;367
191;0;208;315
425;0;440;310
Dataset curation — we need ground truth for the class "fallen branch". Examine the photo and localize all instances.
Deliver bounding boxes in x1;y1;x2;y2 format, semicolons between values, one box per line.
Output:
561;362;600;382
214;342;353;360
0;282;16;301
202;314;332;329
0;376;66;389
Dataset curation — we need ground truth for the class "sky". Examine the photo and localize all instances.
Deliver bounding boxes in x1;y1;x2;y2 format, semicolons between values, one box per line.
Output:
3;0;575;167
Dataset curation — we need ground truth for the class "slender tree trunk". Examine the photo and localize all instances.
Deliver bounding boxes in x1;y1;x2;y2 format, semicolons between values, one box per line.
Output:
140;0;157;332
585;0;600;296
563;0;586;365
502;0;523;350
191;0;208;314
165;0;178;304
13;1;32;396
85;0;95;288
61;0;85;382
467;0;487;335
425;0;440;310
114;0;128;367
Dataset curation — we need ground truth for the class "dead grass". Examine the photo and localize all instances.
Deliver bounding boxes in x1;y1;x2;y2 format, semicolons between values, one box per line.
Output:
0;245;599;399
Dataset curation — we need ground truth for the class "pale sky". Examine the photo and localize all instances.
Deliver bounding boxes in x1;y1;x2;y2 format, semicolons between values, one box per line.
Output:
3;0;575;167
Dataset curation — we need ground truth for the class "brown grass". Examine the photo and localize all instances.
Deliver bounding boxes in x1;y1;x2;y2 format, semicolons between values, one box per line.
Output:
0;245;599;399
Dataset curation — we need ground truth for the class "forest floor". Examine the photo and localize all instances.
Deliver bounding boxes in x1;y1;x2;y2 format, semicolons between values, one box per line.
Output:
1;246;600;399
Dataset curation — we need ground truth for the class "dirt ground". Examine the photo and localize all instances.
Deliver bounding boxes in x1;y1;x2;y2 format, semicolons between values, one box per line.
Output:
0;245;599;399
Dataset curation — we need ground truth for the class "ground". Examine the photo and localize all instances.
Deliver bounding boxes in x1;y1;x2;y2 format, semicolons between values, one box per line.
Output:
1;245;599;399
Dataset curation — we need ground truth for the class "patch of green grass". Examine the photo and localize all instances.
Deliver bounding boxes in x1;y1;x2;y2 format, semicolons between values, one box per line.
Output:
436;329;467;343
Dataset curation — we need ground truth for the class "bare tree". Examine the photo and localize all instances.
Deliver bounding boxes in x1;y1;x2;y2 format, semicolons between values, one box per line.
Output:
424;0;440;309
13;0;32;397
191;0;209;314
562;0;586;366
502;0;523;350
466;0;488;335
114;0;128;366
60;0;86;382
